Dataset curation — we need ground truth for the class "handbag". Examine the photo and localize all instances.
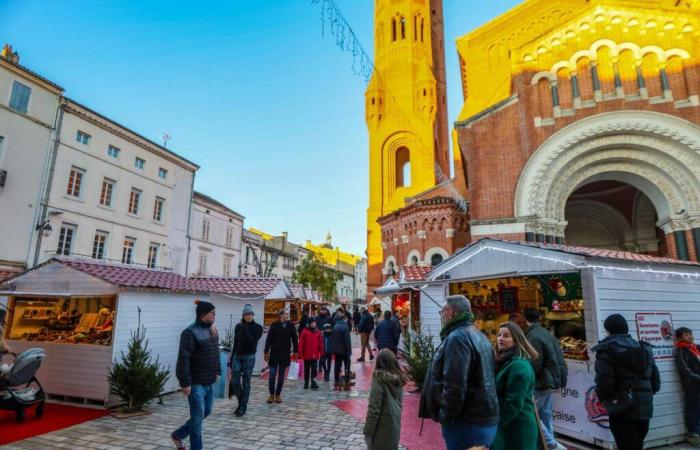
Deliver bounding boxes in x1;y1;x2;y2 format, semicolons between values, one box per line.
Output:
287;361;300;381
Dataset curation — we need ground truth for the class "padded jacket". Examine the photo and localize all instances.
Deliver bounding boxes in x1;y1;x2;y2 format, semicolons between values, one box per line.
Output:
525;323;568;390
176;321;221;388
419;317;499;426
331;320;352;356
374;319;400;350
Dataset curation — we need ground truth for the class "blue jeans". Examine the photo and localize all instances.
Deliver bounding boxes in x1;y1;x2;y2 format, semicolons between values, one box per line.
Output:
685;390;700;435
441;423;497;450
173;384;214;450
534;389;557;448
232;354;256;409
268;362;287;395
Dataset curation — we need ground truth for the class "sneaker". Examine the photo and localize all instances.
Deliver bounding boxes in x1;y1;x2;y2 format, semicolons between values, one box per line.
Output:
311;381;319;390
170;433;186;450
304;382;309;389
233;406;241;416
369;355;374;360
356;357;365;362
686;434;700;447
274;395;282;403
266;394;275;403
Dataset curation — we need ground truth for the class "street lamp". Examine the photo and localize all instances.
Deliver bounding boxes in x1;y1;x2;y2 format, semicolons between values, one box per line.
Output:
36;220;53;237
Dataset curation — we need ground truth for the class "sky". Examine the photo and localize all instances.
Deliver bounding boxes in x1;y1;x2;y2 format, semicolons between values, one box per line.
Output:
1;0;521;256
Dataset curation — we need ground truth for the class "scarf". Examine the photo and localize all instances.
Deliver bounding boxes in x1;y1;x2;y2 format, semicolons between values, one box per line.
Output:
677;341;700;357
495;347;518;373
440;311;475;340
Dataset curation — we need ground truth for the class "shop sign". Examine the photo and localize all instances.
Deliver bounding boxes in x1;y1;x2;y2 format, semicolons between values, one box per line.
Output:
552;365;612;444
635;312;675;359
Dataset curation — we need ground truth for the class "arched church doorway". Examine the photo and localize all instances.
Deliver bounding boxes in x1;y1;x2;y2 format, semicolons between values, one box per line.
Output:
564;180;664;255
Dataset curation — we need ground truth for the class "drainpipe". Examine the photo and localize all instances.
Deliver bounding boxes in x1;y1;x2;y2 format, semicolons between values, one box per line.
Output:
184;172;196;276
32;101;65;267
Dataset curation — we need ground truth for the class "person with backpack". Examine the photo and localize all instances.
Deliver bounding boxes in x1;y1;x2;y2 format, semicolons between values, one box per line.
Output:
320;323;333;381
357;308;375;362
593;314;661;450
331;311;352;391
675;327;700;446
228;303;263;417
523;308;567;450
363;349;406;450
298;318;323;390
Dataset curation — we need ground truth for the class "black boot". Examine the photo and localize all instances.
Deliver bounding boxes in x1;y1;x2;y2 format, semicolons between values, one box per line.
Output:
304;381;309;389
311;380;319;390
234;406;242;416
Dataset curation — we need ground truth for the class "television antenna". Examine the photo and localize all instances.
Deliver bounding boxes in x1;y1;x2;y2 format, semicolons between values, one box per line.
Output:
162;132;171;148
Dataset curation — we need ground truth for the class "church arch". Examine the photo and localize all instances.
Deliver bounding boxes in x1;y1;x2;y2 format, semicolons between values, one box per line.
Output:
395;147;411;188
406;250;421;266
425;247;448;267
384;256;397;276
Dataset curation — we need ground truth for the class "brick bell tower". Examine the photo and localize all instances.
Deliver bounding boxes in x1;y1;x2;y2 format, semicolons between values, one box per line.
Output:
365;0;450;293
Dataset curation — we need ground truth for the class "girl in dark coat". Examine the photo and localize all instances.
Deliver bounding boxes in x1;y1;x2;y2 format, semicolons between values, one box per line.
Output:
363;349;406;450
492;322;539;450
676;327;700;446
264;309;298;403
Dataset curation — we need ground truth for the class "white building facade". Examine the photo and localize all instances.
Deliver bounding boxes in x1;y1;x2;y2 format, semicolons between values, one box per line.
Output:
0;49;63;271
354;259;367;303
188;191;244;277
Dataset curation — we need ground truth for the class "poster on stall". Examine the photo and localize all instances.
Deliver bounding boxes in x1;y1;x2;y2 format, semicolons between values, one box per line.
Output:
552;362;612;445
635;312;675;359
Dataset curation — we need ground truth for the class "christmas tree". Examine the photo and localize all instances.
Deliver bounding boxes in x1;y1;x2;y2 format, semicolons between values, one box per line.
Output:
108;324;170;412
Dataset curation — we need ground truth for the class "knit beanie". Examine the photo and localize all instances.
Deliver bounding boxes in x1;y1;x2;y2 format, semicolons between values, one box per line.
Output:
242;303;255;317
195;300;216;318
603;314;629;335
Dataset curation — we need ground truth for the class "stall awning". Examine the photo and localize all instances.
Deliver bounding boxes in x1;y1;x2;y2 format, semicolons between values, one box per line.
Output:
374;277;400;298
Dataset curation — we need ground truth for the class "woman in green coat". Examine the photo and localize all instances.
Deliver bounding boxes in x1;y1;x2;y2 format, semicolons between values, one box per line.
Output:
363;349;406;450
492;322;539;450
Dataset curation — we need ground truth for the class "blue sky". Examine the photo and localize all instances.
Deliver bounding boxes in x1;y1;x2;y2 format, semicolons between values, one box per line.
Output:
1;0;521;256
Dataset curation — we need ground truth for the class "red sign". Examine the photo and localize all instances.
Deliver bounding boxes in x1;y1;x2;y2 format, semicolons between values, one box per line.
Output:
635;312;675;359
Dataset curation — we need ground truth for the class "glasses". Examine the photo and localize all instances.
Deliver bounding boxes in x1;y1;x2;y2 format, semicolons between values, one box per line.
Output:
439;308;450;316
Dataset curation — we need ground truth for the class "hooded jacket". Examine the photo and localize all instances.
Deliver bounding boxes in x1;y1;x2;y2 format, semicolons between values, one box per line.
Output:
593;334;661;419
364;370;404;449
299;327;324;360
331;320;352;356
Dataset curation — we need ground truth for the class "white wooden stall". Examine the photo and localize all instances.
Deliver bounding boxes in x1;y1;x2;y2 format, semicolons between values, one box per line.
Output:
410;238;700;449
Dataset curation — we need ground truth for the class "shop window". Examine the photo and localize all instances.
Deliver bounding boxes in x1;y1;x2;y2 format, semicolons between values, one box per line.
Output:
430;253;444;266
147;243;159;268
9;80;31;114
92;232;108;259
57;223;76;256
100;178;115;207
6;296;116;345
128;188;141;215
122;237;135;264
66;167;85;197
153;196;165;222
395;147;411;188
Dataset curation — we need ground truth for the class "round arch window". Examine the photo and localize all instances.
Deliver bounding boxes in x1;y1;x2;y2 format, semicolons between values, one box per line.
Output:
430;253;444;267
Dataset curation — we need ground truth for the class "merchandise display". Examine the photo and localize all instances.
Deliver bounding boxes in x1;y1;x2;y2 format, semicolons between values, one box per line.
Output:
7;297;116;346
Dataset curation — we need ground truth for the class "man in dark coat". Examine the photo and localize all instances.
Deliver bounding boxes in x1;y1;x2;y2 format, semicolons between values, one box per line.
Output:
593;314;661;450
523;308;568;450
172;301;220;450
264;309;298;403
374;310;401;353
675;327;700;446
315;307;332;331
419;295;499;450
227;303;263;417
331;312;352;390
357;308;375;362
353;307;361;333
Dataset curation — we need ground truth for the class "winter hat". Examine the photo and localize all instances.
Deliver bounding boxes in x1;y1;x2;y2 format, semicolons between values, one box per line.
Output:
323;323;332;329
523;308;541;323
195;300;216;318
603;314;629;335
242;304;255;317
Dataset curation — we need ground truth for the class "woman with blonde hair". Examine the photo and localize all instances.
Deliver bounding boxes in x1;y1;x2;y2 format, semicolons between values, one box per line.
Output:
492;322;539;450
363;348;406;450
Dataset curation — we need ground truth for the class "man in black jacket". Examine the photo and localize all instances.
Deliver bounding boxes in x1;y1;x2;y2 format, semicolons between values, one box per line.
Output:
374;310;400;353
331;312;352;390
419;295;499;450
593;314;661;450
172;301;220;450
264;309;298;403
675;327;700;446
523;308;568;450
357;308;375;362
353;307;361;333
227;303;263;417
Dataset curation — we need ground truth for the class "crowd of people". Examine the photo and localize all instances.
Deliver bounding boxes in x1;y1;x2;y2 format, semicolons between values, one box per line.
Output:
159;294;696;450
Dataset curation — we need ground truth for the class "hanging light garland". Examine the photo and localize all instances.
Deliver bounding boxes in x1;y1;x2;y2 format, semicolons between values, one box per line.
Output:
311;0;374;82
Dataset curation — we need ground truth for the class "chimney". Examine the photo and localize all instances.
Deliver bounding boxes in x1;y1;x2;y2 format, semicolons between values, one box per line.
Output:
281;231;288;241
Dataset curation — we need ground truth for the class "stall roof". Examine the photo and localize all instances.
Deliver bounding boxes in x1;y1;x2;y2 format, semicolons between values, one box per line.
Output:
0;269;22;283
193;277;293;299
401;265;432;282
426;238;700;283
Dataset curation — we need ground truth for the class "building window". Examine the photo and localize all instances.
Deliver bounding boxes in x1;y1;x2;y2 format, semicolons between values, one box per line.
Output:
201;218;210;241
92;232;108;259
226;226;234;247
153;197;165;222
100;178;115;207
158;167;168;179
420;18;424;42
223;257;232;277
76;130;91;145
430;253;444;266
9;80;31;113
122;237;135;264
395;147;411;188
107;145;120;158
245;247;250;264
135;157;145;170
128;188;141;215
66;167;85;197
400;17;406;40
198;253;208;276
147;243;159;268
57;223;76;256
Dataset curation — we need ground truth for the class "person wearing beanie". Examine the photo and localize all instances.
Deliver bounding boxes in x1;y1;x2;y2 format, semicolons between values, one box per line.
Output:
264;309;299;403
298;318;324;390
675;327;700;446
172;300;220;450
228;303;263;417
320;323;333;382
593;314;660;450
522;308;567;450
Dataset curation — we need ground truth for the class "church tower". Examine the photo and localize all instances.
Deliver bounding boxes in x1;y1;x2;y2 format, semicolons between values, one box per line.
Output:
366;0;450;291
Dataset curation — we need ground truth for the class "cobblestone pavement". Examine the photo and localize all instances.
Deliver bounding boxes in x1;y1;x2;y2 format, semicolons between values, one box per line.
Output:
4;376;371;450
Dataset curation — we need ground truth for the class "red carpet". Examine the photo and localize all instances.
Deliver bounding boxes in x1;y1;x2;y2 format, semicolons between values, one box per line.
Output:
0;403;109;445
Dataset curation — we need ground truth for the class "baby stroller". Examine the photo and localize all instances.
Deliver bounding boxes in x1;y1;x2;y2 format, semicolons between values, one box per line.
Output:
0;348;46;422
